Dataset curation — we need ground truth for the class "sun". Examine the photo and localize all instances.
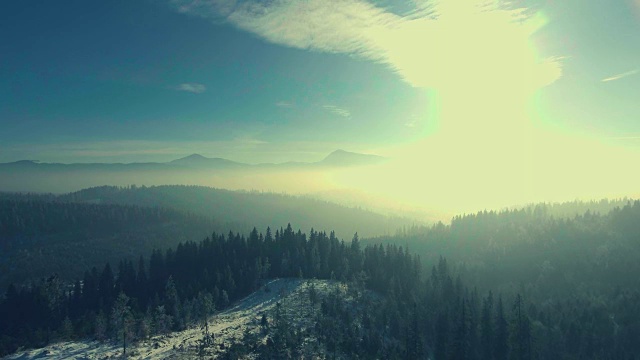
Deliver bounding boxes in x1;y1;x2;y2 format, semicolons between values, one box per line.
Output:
329;1;563;211
323;1;640;213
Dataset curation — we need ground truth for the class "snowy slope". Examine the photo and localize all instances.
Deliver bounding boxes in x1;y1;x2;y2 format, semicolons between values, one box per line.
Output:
3;278;337;360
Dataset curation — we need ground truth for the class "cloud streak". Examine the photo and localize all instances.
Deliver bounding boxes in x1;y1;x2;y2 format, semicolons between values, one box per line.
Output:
176;83;207;93
323;105;351;118
275;101;294;108
169;0;563;89
602;69;639;82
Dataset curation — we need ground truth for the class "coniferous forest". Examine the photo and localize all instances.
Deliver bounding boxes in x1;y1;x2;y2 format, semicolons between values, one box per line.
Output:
4;0;640;358
5;0;640;360
1;200;640;358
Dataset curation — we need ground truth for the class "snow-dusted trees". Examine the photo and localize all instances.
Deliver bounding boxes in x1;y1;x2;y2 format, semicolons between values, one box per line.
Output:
164;276;181;330
111;292;133;358
153;305;172;335
196;291;214;344
5;203;640;358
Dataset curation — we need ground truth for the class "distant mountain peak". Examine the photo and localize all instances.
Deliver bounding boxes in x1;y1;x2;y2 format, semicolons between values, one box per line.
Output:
7;160;40;165
326;149;354;157
169;153;245;168
319;150;386;167
172;153;208;162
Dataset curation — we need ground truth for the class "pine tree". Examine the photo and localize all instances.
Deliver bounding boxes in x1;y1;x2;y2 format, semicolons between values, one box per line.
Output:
164;276;181;330
494;296;508;360
481;292;494;360
111;292;132;358
510;294;532;360
60;316;74;341
269;302;290;359
452;297;470;360
197;292;214;345
221;290;230;309
98;264;114;311
435;311;449;360
95;310;108;342
136;256;148;309
154;305;172;335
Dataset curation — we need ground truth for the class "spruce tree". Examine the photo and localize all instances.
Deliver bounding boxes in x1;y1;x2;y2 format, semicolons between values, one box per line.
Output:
494;296;508;360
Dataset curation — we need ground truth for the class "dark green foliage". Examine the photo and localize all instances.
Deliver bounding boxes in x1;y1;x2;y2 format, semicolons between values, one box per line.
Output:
494;296;509;360
0;196;215;289
369;200;640;359
2;199;640;359
61;185;413;238
480;291;494;360
111;292;133;358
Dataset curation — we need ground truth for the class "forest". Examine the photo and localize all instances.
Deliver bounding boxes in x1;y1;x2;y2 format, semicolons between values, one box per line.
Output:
0;185;414;288
3;185;414;237
0;196;216;289
1;200;640;358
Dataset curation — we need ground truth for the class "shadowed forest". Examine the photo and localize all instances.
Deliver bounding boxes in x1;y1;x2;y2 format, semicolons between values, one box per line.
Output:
2;193;639;359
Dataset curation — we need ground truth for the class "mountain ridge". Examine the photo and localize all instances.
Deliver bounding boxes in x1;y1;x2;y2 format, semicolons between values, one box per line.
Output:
1;150;386;168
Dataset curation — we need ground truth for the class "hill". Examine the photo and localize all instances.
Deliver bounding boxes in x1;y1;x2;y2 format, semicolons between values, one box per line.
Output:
0;197;217;289
367;199;640;297
3;204;640;358
59;185;413;238
317;149;387;167
4;278;343;360
0;185;415;287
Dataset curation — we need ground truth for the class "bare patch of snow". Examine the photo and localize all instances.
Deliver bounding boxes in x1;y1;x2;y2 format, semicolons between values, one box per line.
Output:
3;278;340;360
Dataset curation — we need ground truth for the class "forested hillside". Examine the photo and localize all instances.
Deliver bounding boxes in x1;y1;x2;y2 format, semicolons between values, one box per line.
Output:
61;185;415;238
0;198;216;289
2;201;640;358
0;184;414;288
369;200;640;296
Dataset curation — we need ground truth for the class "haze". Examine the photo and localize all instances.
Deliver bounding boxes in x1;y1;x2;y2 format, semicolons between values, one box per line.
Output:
3;2;640;358
2;0;639;215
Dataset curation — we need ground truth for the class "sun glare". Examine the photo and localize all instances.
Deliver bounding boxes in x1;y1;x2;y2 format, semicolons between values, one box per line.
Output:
331;0;639;213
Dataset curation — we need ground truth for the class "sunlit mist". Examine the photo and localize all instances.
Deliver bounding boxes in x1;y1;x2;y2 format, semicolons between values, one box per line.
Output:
327;0;639;213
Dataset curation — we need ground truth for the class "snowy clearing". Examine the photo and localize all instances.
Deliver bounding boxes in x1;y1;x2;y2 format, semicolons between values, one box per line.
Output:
3;278;337;360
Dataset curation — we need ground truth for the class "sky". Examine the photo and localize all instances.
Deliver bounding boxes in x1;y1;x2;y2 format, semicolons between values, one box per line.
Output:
1;0;640;209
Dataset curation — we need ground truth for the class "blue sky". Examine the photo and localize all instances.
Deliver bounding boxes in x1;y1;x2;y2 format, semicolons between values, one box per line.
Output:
1;0;639;164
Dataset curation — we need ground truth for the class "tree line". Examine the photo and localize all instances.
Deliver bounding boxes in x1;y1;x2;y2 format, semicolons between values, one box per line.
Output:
2;201;640;358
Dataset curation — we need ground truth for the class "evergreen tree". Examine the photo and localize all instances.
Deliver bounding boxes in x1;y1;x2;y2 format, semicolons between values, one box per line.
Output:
164;276;181;330
196;292;214;345
435;311;450;360
94;310;108;342
154;305;172;335
481;292;494;360
98;264;115;311
452;297;470;360
494;296;509;360
510;294;532;360
111;292;133;358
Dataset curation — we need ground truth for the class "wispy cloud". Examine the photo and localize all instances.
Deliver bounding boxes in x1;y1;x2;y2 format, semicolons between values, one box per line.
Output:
275;101;294;108
169;0;563;89
175;83;207;93
602;69;639;82
323;105;351;118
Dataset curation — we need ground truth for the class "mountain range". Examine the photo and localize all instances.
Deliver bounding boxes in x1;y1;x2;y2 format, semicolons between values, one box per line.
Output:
0;150;388;193
1;149;386;170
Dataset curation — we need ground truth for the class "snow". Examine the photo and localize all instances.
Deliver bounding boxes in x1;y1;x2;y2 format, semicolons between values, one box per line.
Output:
3;278;337;360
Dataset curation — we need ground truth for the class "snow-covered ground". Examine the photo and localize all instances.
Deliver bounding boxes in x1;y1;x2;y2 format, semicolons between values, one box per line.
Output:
3;278;337;360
